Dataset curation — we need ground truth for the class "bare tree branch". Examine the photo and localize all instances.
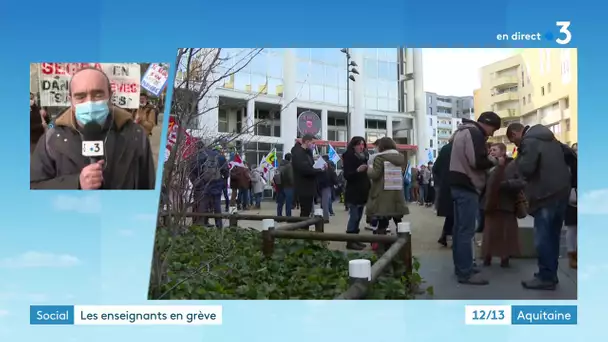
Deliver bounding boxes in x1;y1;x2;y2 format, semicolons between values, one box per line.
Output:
149;48;300;299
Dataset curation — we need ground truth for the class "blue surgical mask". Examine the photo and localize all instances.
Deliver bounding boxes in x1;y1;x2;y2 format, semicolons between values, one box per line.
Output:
75;101;110;125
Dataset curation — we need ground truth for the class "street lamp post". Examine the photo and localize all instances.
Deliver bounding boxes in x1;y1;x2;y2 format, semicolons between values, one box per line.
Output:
340;48;359;142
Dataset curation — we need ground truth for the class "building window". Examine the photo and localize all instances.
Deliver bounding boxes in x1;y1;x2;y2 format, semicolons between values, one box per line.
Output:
254;109;280;137
429;117;433;126
521;71;524;87
428;106;432;115
547;82;552;93
527;94;531;103
565;119;571;132
433;128;436;137
218;109;228;132
433;149;437;158
541;86;545;96
523;97;526;105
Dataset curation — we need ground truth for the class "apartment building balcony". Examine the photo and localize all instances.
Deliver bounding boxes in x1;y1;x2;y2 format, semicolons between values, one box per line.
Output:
437;111;452;118
438;131;451;139
497;108;519;119
492;75;519;89
493;92;518;104
437;121;452;129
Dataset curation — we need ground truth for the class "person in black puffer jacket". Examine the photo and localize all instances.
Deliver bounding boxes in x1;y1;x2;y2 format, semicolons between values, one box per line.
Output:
342;136;371;250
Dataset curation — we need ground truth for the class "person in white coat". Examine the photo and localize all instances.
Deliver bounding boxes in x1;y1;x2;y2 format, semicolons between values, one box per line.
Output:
251;168;265;209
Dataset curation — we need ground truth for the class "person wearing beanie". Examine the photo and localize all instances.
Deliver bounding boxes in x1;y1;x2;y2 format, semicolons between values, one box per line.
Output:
448;111;502;285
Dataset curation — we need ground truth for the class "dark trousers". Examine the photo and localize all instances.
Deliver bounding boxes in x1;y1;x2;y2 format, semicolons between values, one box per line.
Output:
299;195;314;217
195;194;223;228
222;187;229;211
441;215;453;237
533;198;568;281
451;187;479;280
276;187;294;216
377;217;402;233
347;204;364;234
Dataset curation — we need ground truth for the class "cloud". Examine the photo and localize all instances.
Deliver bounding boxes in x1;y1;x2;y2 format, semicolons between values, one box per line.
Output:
0;252;81;269
578;189;608;214
52;194;101;214
0;310;8;317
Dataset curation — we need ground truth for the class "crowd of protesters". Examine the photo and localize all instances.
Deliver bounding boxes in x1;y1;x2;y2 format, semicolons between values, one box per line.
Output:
188;112;577;291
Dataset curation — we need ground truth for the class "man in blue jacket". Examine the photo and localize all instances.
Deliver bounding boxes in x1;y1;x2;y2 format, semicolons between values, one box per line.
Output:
190;141;229;228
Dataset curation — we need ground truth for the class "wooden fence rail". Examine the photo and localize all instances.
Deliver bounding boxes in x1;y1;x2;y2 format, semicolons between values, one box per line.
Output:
158;210;413;299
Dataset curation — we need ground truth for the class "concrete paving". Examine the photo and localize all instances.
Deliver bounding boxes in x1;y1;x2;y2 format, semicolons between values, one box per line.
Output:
232;200;577;300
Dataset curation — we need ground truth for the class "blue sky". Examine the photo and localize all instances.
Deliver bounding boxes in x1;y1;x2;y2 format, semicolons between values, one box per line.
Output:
1;0;606;340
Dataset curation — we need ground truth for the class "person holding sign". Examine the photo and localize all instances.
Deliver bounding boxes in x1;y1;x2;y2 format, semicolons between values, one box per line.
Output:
134;93;157;136
30;67;156;190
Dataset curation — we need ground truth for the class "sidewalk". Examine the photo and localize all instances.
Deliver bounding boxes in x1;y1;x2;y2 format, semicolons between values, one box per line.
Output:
231;201;577;300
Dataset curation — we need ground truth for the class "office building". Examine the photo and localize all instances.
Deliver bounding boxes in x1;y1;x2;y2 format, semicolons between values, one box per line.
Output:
474;49;577;151
425;92;470;160
185;48;429;166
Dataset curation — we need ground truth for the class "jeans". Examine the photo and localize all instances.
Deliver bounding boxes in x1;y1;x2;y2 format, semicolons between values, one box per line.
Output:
276;187;294;216
419;184;427;204
238;189;250;208
329;189;335;214
404;183;411;202
253;192;262;208
347;204;364;234
222;186;229;211
533;198;568;281
320;187;332;220
451;187;479;279
201;194;223;228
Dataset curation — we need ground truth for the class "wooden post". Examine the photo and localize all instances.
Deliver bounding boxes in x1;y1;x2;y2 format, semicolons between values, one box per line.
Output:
261;218;276;257
397;222;413;291
229;207;238;227
348;259;371;287
314;208;324;232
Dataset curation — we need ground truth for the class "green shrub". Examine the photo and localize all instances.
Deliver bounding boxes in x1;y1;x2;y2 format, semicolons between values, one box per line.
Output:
150;226;431;299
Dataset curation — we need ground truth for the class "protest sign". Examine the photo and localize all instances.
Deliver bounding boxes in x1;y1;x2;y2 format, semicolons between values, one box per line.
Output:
141;64;169;97
38;63;141;109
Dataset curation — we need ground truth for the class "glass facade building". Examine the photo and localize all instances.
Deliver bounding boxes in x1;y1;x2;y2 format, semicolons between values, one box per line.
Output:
196;48;426;170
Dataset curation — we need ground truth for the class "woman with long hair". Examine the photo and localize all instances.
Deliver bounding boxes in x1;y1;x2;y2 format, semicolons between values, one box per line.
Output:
366;137;409;237
342;136;371;250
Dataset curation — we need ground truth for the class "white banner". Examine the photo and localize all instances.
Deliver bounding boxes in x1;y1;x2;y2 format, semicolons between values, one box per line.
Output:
141;63;169;97
38;63;141;109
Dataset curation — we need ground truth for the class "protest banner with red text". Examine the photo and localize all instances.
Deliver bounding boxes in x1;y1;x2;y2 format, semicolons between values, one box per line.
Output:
38;63;141;109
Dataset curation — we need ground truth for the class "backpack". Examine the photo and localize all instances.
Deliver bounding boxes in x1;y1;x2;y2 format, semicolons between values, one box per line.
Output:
199;154;221;183
273;170;282;185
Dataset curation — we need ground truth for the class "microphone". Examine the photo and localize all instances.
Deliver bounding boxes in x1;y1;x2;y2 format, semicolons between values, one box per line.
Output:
82;122;105;164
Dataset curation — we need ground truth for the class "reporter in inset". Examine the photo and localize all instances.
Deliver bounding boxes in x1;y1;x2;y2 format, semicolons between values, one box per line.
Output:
30;67;156;190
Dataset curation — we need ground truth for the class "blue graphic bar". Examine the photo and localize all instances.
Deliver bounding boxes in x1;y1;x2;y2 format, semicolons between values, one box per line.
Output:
30;305;75;325
511;305;577;325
